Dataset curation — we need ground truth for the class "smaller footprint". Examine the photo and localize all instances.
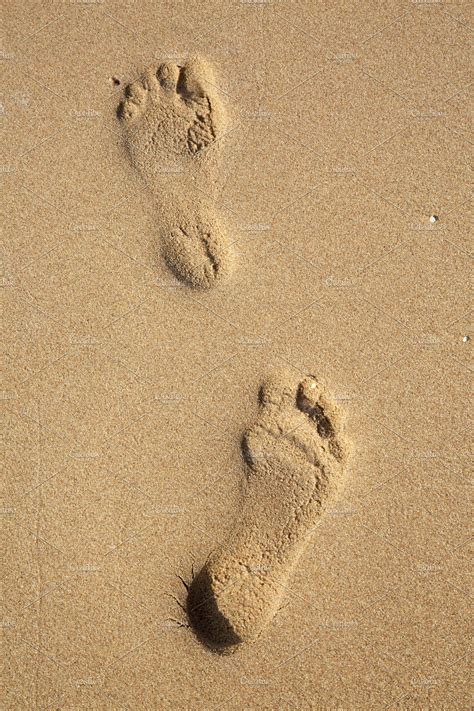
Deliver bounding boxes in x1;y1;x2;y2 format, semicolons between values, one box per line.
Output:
118;57;231;289
187;370;349;651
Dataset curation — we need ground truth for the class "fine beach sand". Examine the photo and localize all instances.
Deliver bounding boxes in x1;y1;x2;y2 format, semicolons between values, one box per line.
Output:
2;1;472;709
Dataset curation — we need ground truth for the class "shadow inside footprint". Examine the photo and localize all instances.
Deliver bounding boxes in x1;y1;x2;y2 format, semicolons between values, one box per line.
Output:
296;381;335;440
187;568;242;653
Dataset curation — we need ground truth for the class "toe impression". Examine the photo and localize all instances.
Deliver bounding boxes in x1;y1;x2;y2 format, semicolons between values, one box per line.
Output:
157;62;180;92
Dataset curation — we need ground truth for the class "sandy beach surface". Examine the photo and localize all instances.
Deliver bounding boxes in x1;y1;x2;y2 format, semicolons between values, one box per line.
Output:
2;1;472;708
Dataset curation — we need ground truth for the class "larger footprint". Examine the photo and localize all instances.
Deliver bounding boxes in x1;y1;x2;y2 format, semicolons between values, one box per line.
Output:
118;58;231;289
187;370;349;651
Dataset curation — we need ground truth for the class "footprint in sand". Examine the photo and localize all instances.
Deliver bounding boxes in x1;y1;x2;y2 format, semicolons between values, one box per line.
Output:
187;370;349;651
118;57;231;289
